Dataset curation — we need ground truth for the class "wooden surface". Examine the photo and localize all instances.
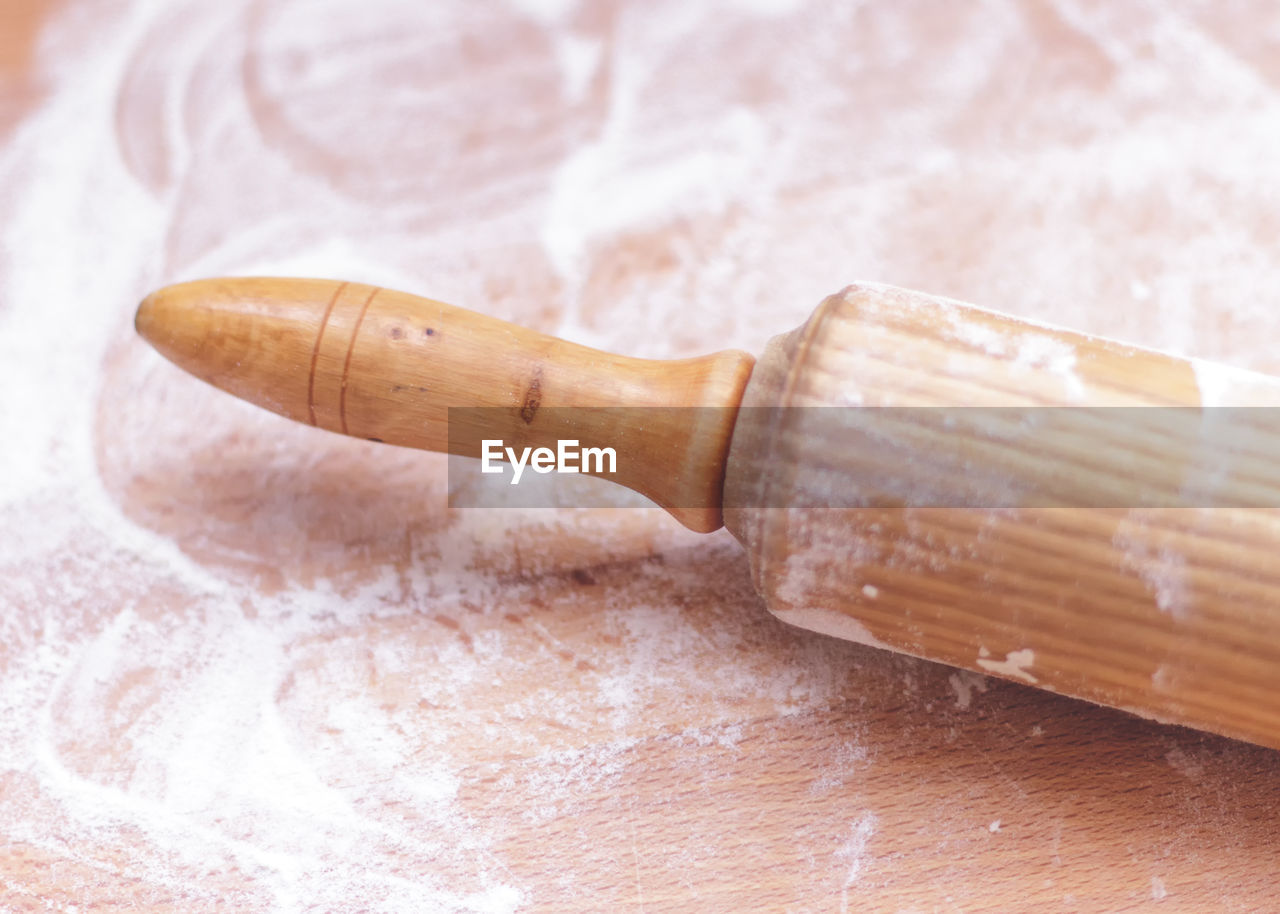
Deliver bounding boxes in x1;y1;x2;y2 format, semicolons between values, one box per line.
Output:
5;2;1280;912
726;283;1280;751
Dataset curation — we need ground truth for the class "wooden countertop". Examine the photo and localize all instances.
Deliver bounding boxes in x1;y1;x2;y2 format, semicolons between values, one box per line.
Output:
3;1;1279;911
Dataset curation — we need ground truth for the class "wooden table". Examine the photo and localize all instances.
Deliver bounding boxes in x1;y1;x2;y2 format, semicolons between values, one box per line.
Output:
3;2;1279;911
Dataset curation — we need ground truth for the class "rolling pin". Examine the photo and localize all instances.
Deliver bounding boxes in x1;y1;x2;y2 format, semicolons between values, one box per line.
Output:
135;278;1280;749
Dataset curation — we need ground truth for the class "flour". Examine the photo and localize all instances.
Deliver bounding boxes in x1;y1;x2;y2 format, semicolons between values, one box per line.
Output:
836;811;878;914
948;670;989;710
7;0;1280;908
942;308;1087;401
1113;516;1191;620
976;648;1038;684
0;1;884;908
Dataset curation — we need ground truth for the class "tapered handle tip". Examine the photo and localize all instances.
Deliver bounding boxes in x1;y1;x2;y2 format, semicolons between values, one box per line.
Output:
135;282;197;363
134;277;350;425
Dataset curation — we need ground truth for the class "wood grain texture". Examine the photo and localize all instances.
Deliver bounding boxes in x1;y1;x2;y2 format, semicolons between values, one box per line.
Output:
725;283;1280;751
137;277;754;532
8;0;1280;911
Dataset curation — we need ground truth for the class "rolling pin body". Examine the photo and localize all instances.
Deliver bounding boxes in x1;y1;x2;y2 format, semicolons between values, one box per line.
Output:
724;284;1280;748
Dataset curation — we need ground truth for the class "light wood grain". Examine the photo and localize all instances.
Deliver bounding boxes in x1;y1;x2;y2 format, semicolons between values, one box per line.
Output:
137;277;754;532
725;283;1280;751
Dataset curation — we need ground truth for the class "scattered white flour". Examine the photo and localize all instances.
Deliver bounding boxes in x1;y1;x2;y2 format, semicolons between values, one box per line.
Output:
0;0;880;907
948;670;989;709
1113;519;1191;619
943;309;1087;401
503;0;578;25
1164;746;1205;781
732;0;806;17
772;607;890;652
976;648;1038;684
6;0;1280;907
1151;876;1168;900
836;812;878;914
1190;357;1280;408
989;819;1001;833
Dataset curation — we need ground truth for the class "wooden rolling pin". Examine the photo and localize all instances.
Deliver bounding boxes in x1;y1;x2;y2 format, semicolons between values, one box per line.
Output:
136;278;1280;749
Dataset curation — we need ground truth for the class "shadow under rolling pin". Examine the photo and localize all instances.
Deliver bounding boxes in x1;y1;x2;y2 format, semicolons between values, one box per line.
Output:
136;278;1280;750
